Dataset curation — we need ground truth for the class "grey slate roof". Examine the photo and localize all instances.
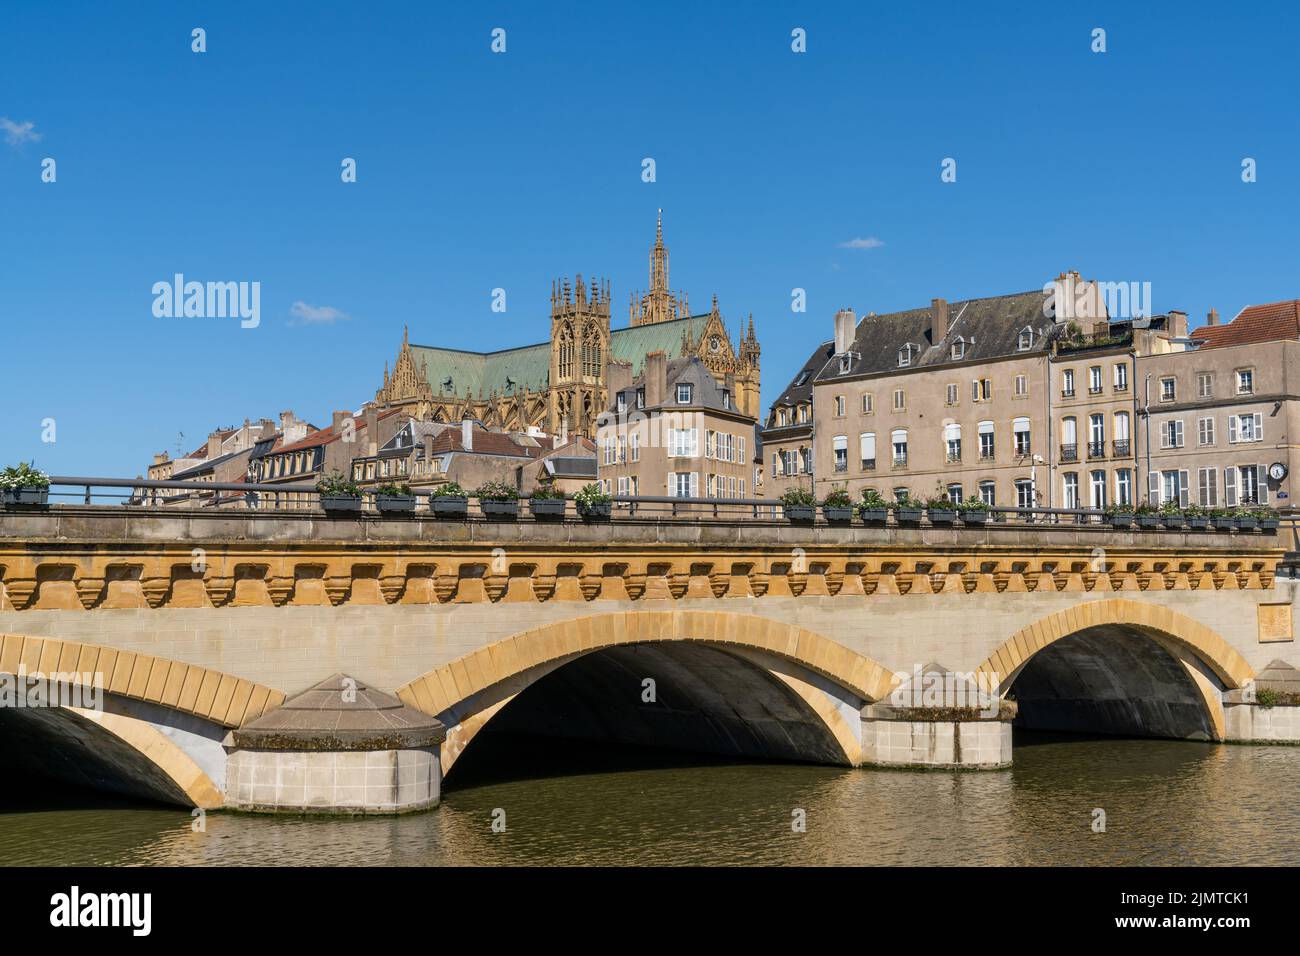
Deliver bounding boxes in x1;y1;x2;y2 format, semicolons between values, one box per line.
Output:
545;456;598;479
608;355;743;416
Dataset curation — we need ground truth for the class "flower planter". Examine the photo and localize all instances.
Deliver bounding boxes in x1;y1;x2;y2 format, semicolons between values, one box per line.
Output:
1108;514;1134;529
859;508;889;525
822;506;854;524
1135;514;1159;529
530;497;567;519
1160;514;1185;530
896;508;923;525
375;494;416;514
927;509;957;526
1186;516;1210;531
4;487;49;507
480;499;519;519
577;501;612;520
1212;516;1238;531
783;505;815;523
961;510;990;526
431;496;469;518
1260;518;1280;533
320;494;362;514
1237;516;1259;531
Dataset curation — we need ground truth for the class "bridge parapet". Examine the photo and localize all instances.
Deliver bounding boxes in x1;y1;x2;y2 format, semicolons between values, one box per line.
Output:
0;507;1283;611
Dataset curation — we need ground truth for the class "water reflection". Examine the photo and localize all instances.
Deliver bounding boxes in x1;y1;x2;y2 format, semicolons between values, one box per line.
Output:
2;732;1297;866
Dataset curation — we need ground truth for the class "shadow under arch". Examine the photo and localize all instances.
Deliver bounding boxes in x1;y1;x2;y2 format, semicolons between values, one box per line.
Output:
978;599;1256;742
396;610;896;773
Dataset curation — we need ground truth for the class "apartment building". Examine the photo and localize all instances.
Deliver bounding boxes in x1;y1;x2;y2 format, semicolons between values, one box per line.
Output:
1141;302;1300;508
761;340;831;498
596;351;757;499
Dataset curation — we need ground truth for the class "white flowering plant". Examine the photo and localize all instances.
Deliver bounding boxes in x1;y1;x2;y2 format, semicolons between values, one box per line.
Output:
0;463;51;490
573;483;611;508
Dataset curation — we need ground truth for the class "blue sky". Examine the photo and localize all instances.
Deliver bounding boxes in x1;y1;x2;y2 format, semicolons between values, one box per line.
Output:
3;1;1298;478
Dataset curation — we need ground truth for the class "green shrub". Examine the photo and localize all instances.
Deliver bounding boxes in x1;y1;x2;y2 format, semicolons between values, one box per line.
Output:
859;489;889;510
373;482;411;497
822;487;852;508
430;481;468;499
958;498;991;512
0;463;51;490
316;471;360;496
474;479;518;501
530;482;566;500
925;495;957;510
574;483;612;508
779;487;816;508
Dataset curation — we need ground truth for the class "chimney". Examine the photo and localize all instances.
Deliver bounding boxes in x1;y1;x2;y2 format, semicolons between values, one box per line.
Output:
363;405;379;456
206;431;223;460
724;371;737;410
606;359;633;409
461;417;474;452
332;410;351;433
1207;308;1219;327
833;308;856;355
645;351;667;407
1050;271;1081;323
929;298;949;342
1167;310;1188;340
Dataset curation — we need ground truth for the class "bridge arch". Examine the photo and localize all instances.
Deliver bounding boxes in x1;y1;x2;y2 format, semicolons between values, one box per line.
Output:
978;599;1256;742
0;633;285;807
395;611;896;773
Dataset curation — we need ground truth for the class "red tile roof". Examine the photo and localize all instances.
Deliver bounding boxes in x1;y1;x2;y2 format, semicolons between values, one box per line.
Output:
1191;299;1300;350
427;428;546;458
273;408;406;455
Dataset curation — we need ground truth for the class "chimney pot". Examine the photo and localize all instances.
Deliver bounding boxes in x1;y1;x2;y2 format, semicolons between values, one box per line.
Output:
461;417;473;452
1207;308;1219;327
833;308;856;355
929;298;949;342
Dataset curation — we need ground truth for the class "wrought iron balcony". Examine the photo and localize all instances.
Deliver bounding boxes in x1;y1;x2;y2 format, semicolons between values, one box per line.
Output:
1087;441;1106;459
1113;439;1131;456
1059;443;1078;462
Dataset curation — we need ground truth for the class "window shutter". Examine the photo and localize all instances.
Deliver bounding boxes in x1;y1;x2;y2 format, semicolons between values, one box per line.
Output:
1175;421;1184;446
1148;470;1160;505
1229;416;1238;443
972;381;979;401
689;472;699;498
861;433;876;460
1225;467;1238;506
1257;465;1269;504
1254;413;1263;441
1179;470;1189;508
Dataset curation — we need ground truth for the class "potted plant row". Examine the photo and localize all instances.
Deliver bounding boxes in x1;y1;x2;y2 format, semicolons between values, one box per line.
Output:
1134;502;1160;529
894;494;924;525
822;487;855;524
430;481;469;518
959;498;992;525
373;481;416;514
574;483;612;520
925;495;957;526
529;482;567;519
316;472;362;514
858;489;890;525
475;480;519;519
0;463;51;506
780;487;817;523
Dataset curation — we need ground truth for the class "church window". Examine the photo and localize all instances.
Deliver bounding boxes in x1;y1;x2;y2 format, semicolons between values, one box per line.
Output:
558;323;575;379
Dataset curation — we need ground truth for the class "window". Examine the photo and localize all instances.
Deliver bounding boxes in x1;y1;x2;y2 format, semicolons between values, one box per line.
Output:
834;395;846;416
705;430;716;459
1060;416;1078;461
860;433;876;470
801;447;812;473
1115;469;1132;506
636;389;645;409
1197;372;1214;398
1113;363;1128;392
1229;413;1263;443
617;476;628;496
794;371;811;387
1160;377;1176;401
669;428;698;457
1013;417;1031;457
1236;369;1254;395
1089;366;1102;394
1113;412;1131;456
1198;468;1218;507
833;435;848;472
947;484;963;504
1157;469;1189;508
617;436;627;463
1062;472;1080;509
630;433;640;462
798;405;809;423
1227;465;1268;506
979;481;996;506
1014;374;1027;396
951;339;967;360
602;438;615;465
839;355;852;375
1017;327;1034;351
1197;417;1215;447
724;433;735;462
978;421;995;460
738;435;746;463
676;383;693;404
616;393;627;414
1160;420;1184;449
944;423;962;462
1061;369;1075;397
1015;479;1034;510
893;389;906;411
1090;470;1106;509
893;487;910;503
861;393;874;414
898;344;915;367
1088;413;1105;457
668;472;698;498
972;379;992;402
945;383;958;406
891;429;908;468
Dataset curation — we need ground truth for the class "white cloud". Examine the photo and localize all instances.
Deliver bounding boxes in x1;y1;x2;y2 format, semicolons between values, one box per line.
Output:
289;301;350;325
837;236;885;250
0;117;41;147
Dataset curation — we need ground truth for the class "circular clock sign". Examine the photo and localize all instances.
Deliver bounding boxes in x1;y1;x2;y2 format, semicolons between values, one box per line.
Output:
709;335;721;353
1268;462;1288;481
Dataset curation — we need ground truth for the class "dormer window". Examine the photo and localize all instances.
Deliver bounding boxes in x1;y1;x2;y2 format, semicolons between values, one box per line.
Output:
721;389;731;409
636;389;645;409
676;383;693;404
839;354;852;374
950;338;967;361
898;344;915;368
616;393;627;414
1017;327;1034;351
794;371;811;387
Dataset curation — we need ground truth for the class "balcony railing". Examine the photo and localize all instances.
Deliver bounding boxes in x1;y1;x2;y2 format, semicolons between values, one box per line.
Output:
1059;443;1078;462
946;447;962;463
1113;439;1131;457
1114;382;1128;393
1088;386;1103;395
1014;441;1032;458
1087;441;1106;459
892;454;908;469
861;459;876;471
1061;388;1075;398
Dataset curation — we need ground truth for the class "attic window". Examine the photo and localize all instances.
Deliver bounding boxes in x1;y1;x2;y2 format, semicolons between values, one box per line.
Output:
898;344;915;368
676;383;693;404
951;338;966;361
636;388;645;409
616;393;627;414
1017;327;1034;351
794;371;811;387
839;354;852;374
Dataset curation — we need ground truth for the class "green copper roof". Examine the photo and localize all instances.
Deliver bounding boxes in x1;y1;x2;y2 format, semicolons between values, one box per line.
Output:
411;315;711;398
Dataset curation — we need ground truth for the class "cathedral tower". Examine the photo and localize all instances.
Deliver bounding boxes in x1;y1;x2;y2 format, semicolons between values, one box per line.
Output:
629;210;690;326
548;273;611;437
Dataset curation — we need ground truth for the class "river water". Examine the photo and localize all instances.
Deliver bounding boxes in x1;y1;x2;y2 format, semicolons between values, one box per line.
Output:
3;732;1298;866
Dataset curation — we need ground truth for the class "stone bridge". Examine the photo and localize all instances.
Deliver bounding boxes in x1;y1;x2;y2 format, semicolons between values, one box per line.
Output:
1;506;1296;813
